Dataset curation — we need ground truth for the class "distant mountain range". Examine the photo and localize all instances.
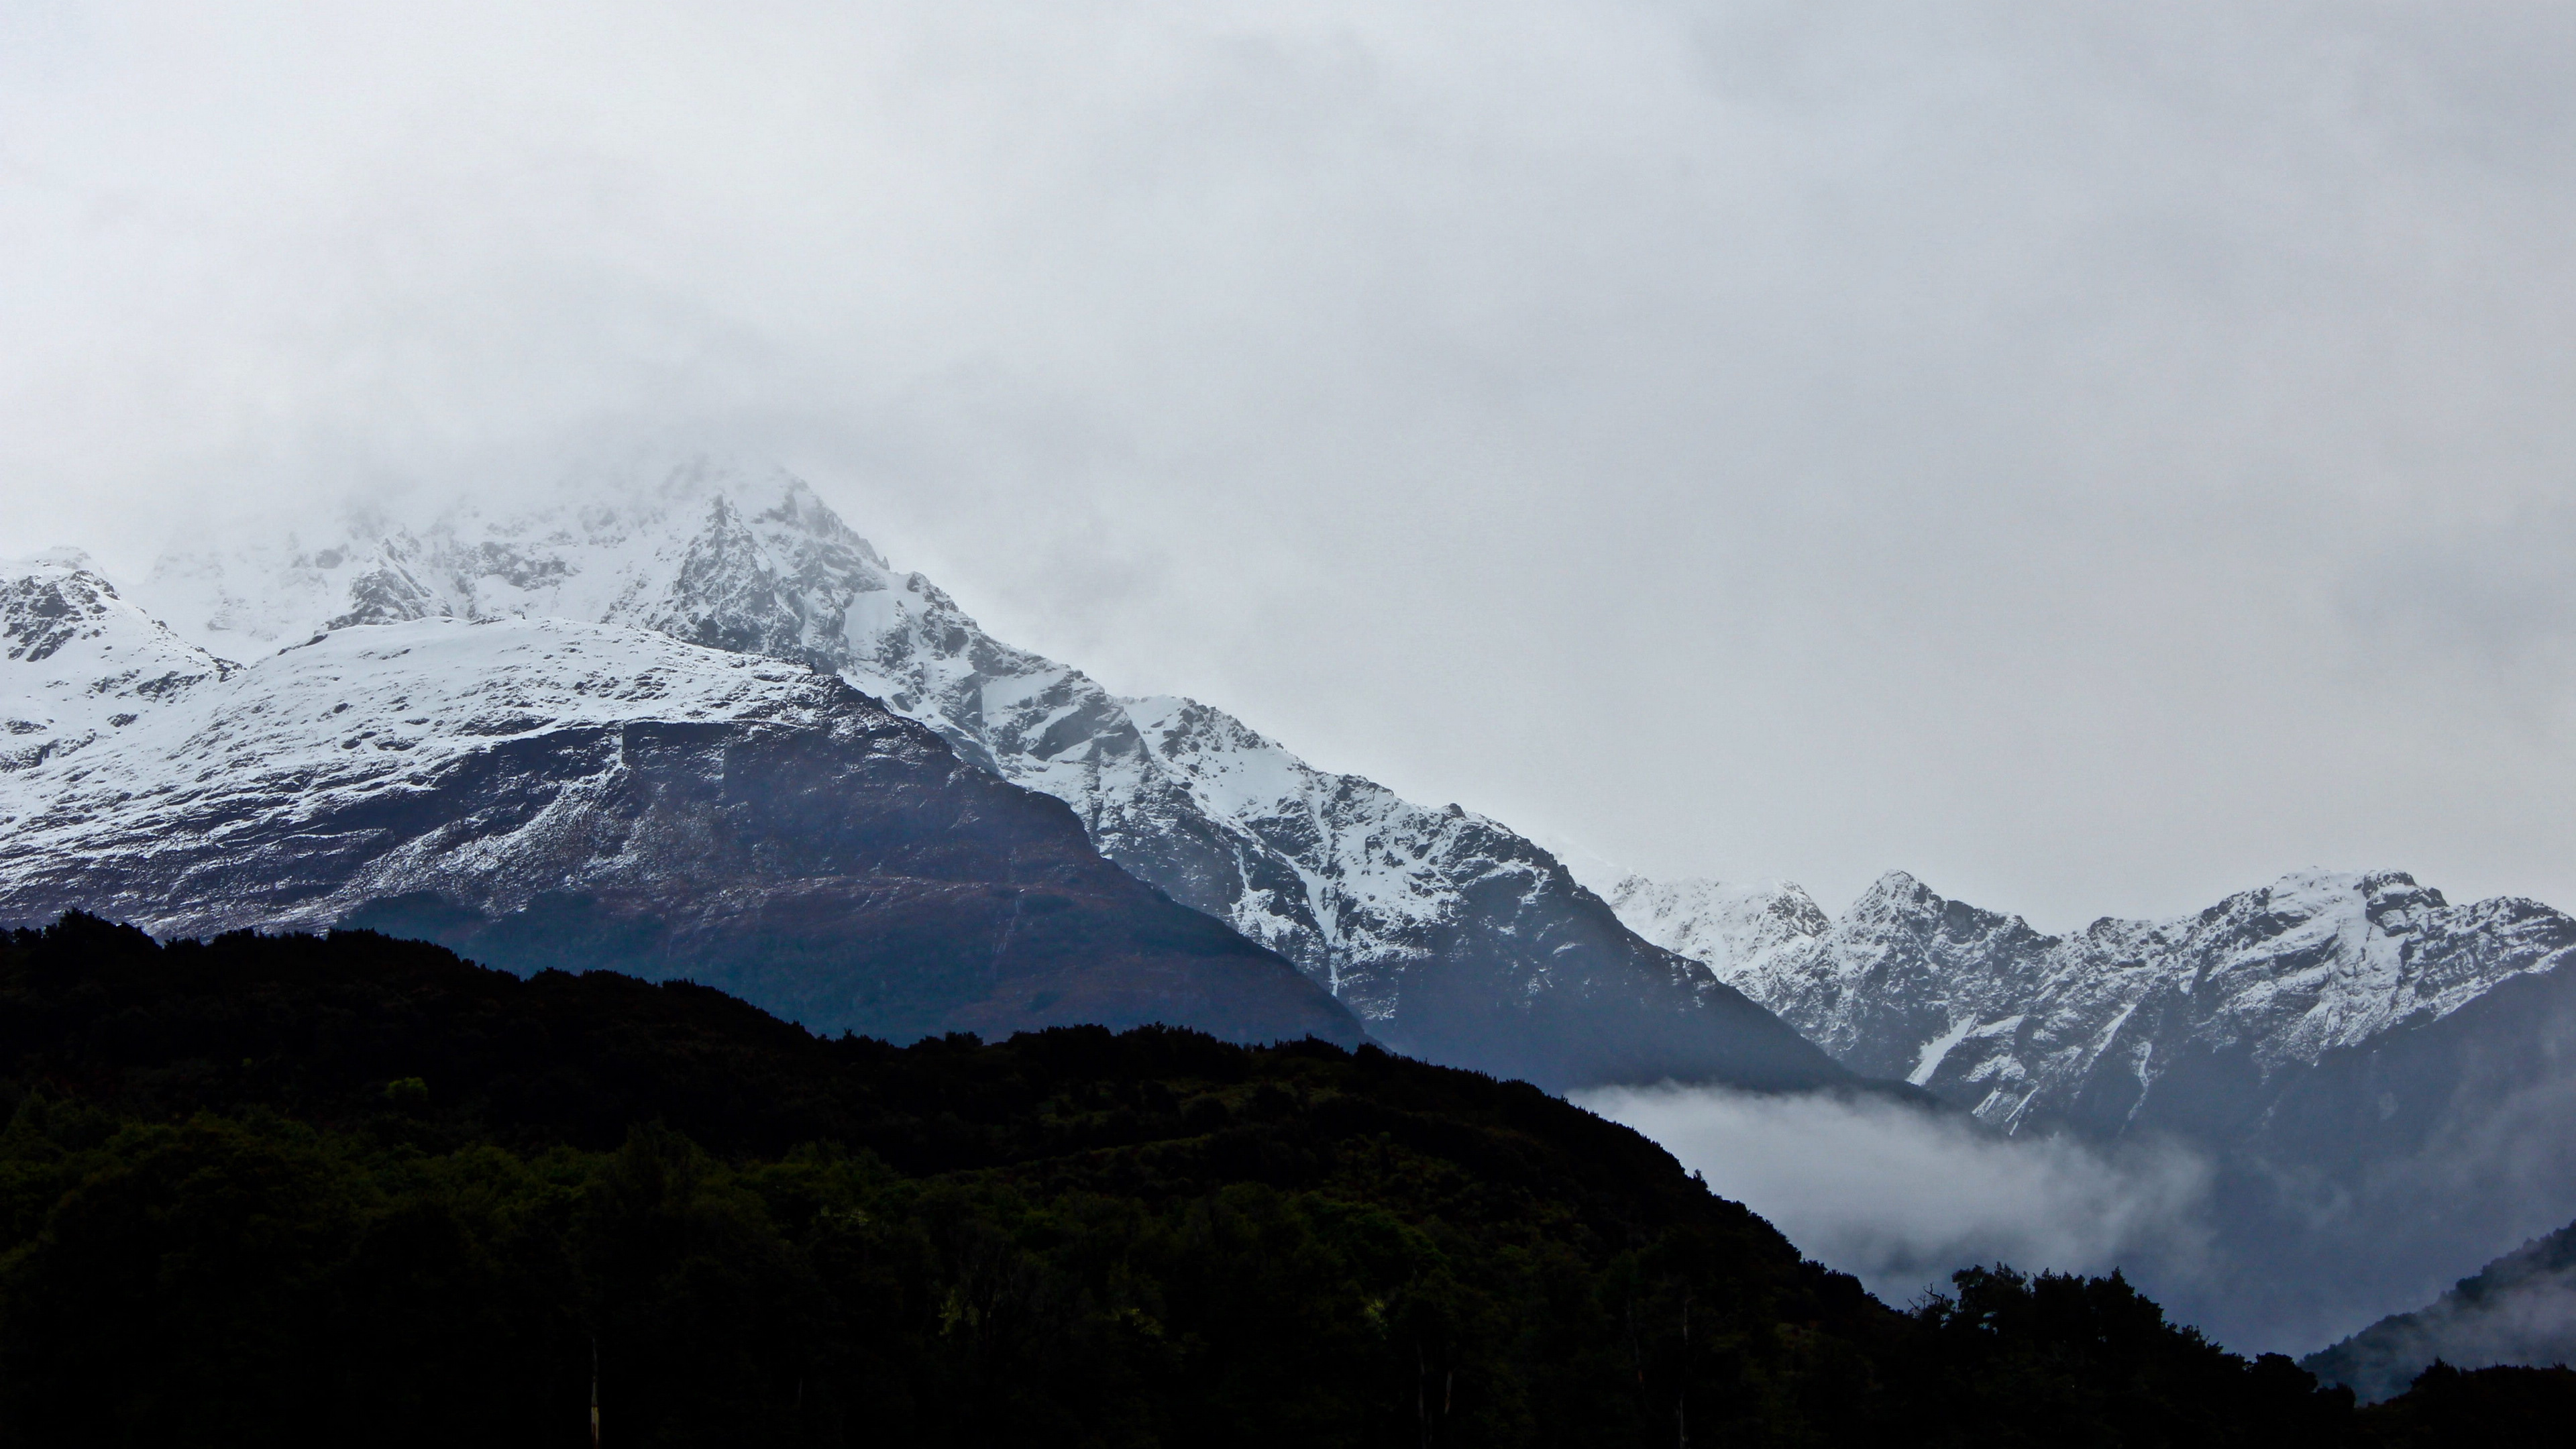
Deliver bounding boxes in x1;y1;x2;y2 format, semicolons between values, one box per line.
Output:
1584;857;2576;1352
0;462;1846;1092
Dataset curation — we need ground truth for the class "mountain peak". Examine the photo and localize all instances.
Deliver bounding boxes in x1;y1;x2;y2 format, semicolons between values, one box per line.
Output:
1;555;233;771
139;460;895;664
1845;869;1970;926
1857;867;1927;900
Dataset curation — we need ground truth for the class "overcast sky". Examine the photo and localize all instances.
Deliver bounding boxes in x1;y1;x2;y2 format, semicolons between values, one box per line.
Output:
5;1;2573;929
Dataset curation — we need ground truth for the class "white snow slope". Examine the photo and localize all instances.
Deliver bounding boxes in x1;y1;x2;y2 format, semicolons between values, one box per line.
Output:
0;610;865;934
0;549;235;773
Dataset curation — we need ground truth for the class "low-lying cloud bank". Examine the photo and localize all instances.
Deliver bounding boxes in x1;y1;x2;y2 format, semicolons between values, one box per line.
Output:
1576;1084;2211;1309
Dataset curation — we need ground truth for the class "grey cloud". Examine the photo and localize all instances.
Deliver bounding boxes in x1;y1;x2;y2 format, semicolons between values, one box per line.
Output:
4;2;2575;928
2341;504;2576;678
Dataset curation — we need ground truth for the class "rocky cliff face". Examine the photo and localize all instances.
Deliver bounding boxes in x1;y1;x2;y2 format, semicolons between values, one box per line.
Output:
1595;860;2576;1351
129;461;1848;1092
0;598;1362;1049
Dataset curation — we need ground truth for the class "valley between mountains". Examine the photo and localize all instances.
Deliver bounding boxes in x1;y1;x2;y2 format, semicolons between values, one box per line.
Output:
11;461;2576;1379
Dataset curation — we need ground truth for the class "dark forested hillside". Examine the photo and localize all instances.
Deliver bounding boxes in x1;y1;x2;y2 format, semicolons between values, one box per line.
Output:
2304;1216;2576;1402
0;915;2555;1446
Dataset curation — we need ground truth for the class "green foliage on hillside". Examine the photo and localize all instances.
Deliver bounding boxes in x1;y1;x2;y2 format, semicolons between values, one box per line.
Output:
0;914;2557;1446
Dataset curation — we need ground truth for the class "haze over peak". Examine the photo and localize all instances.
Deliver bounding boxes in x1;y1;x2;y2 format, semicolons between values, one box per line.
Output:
132;458;837;653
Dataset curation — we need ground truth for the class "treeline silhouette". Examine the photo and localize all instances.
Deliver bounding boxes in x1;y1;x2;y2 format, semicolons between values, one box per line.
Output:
0;914;2559;1446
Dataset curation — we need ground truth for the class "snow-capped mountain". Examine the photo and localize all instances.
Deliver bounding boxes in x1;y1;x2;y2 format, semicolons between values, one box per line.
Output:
0;578;1362;1048
0;549;233;771
122;460;1847;1092
1587;873;1837;1004
1594;860;2576;1350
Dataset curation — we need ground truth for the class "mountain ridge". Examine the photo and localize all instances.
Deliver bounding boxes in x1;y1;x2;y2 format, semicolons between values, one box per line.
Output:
121;460;1850;1091
1593;863;2576;1132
